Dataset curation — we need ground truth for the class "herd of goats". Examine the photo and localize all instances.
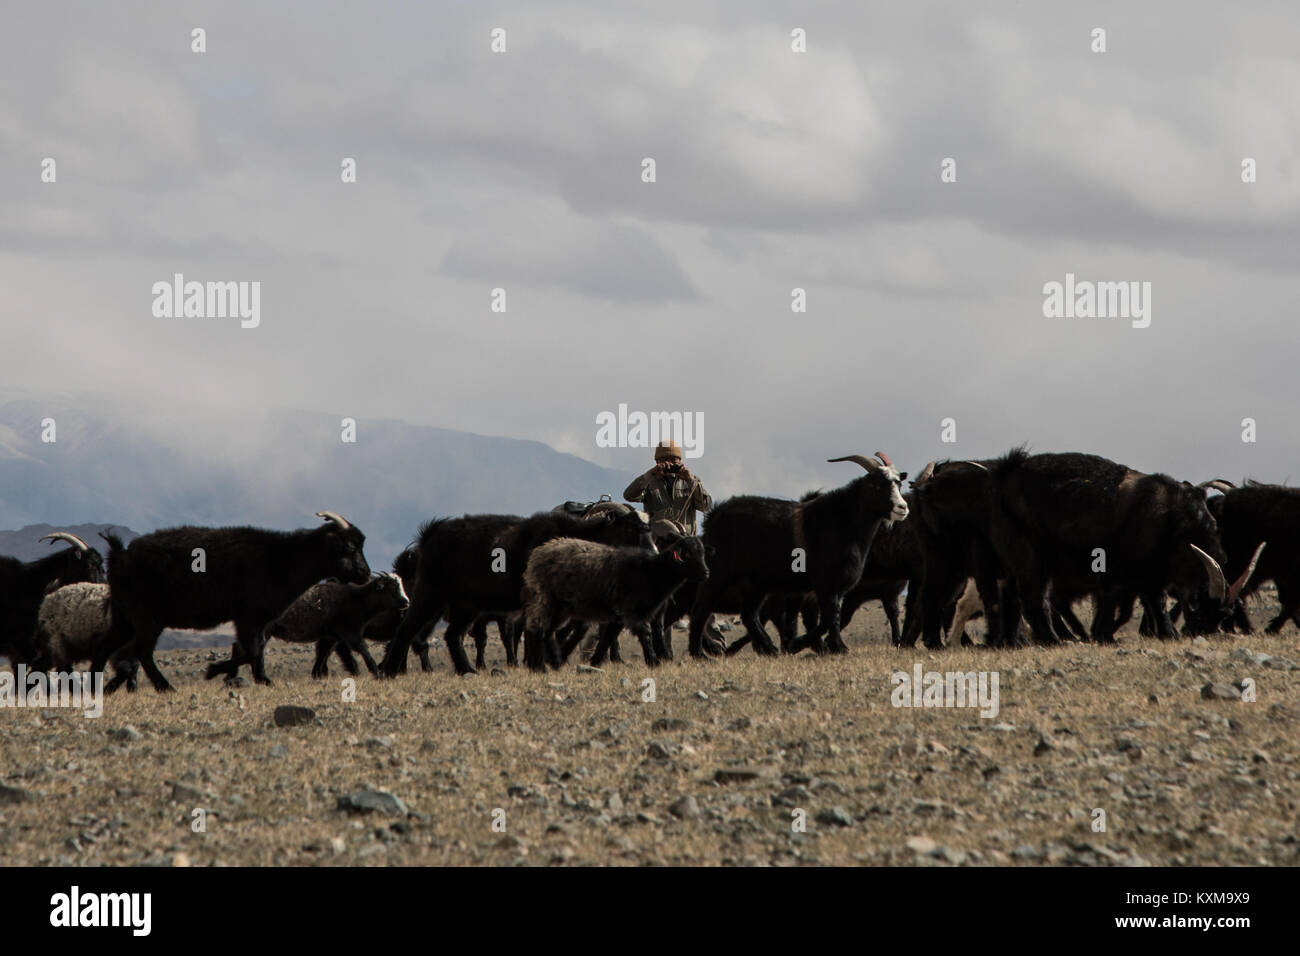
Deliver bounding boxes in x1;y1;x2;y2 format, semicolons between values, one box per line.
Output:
1;447;1296;694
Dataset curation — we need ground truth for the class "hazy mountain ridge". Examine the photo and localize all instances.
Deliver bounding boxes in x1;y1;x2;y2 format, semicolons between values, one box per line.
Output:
0;394;632;569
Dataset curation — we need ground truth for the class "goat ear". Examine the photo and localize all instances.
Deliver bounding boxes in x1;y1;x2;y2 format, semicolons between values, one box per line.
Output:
897;472;908;482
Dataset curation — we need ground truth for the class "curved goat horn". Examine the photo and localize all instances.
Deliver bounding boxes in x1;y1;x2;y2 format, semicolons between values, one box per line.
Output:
828;455;881;472
912;461;936;486
957;460;989;471
38;532;90;552
873;451;893;469
1197;479;1236;494
316;511;352;531
1226;541;1267;603
1188;544;1227;602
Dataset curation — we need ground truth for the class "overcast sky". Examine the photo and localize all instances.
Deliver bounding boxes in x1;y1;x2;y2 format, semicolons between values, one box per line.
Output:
3;1;1299;500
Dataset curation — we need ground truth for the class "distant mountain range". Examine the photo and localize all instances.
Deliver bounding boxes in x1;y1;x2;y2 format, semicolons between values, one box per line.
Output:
0;392;633;572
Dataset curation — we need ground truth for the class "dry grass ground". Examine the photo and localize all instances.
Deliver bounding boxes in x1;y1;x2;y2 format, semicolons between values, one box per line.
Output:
2;598;1299;867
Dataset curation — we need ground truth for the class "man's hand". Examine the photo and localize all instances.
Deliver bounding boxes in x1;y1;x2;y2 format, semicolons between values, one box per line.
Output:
676;465;693;480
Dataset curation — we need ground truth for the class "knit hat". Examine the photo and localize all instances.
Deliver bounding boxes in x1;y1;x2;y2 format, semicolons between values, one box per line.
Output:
654;440;684;461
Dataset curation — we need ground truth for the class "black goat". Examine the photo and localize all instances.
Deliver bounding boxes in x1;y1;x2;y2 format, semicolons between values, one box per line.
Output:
378;508;655;676
988;449;1250;644
523;536;710;669
0;532;104;669
909;459;1021;649
686;452;909;658
731;490;923;652
263;573;410;677
93;513;370;692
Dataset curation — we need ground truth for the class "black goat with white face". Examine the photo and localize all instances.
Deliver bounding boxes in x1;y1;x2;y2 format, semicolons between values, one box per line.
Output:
0;532;104;669
94;513;370;692
988;449;1250;644
687;452;908;658
378;507;655;677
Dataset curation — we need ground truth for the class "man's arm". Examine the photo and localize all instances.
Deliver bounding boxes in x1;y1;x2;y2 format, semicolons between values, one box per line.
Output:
624;469;655;502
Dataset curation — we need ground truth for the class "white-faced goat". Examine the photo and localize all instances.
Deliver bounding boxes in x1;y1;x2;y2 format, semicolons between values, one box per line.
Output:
686;453;908;658
522;536;710;669
262;573;410;678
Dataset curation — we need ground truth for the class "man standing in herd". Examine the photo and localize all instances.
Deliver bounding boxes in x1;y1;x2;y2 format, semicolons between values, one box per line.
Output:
624;439;726;653
623;440;713;541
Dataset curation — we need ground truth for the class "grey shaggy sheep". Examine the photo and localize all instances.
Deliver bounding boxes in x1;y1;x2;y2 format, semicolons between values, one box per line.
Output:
33;582;139;689
262;573;410;678
521;536;709;669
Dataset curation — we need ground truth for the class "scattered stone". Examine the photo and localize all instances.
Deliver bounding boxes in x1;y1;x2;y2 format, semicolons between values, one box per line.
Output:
990;722;1016;733
273;705;319;728
715;766;774;784
267;744;288;759
936;846;967;865
171;782;210;805
1230;648;1271;667
576;664;601;673
110;726;143;742
228;676;250;688
1011;844;1044;861
0;784;35;805
1033;736;1056;756
651;718;691;732
172;852;191;867
329;836;346;855
816;806;855;827
906;836;937;855
497;834;528;855
365;736;393;751
694;690;709;701
605;791;625;814
490;667;506;677
668;795;701;819
337;789;409;817
645;742;672;760
1201;682;1242;701
773;785;812;808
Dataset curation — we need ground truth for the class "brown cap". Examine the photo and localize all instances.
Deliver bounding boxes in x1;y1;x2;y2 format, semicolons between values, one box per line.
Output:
654;440;684;461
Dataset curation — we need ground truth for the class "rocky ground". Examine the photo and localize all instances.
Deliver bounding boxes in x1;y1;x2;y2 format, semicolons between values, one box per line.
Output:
2;597;1299;867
